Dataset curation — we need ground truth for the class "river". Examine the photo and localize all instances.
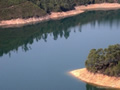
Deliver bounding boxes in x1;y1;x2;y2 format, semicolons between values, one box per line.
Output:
0;10;120;90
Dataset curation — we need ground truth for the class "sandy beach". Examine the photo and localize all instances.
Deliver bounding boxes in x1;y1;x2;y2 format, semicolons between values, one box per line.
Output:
1;3;120;27
70;68;120;89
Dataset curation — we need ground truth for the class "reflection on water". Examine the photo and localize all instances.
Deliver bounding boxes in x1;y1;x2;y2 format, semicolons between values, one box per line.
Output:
0;10;120;90
0;10;120;57
86;84;106;90
86;84;120;90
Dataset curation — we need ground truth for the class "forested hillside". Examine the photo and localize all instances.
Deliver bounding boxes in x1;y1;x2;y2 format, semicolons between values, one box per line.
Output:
0;0;120;20
85;44;120;77
29;0;120;13
0;0;46;20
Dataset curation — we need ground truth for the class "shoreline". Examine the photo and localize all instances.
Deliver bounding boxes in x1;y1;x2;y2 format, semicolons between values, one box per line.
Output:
1;3;120;28
70;68;120;89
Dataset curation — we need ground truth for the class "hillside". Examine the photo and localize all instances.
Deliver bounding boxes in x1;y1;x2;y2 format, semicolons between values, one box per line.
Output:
0;0;47;20
0;0;120;20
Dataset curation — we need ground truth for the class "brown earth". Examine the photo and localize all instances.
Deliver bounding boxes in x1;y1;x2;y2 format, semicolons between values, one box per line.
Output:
70;68;120;89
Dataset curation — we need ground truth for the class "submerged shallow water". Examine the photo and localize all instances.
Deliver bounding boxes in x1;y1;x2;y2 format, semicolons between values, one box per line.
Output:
0;10;120;90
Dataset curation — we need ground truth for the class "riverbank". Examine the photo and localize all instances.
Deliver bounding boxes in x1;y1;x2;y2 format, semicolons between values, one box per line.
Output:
1;3;120;28
70;68;120;89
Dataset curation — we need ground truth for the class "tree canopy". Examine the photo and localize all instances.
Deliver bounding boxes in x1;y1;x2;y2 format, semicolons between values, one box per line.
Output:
85;44;120;77
29;0;120;12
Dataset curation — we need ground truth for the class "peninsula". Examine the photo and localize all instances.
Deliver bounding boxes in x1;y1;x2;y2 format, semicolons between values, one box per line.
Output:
70;68;120;89
1;0;120;27
70;44;120;89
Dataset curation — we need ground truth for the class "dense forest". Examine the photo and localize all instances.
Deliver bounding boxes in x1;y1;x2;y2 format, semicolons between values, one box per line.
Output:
85;44;120;77
29;0;120;12
0;0;120;20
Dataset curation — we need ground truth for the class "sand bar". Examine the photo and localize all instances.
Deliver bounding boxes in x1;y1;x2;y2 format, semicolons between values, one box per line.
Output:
1;3;120;27
70;68;120;89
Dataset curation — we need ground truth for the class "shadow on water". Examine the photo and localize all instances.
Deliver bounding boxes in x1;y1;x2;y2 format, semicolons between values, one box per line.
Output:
0;10;120;57
86;83;120;90
86;84;106;90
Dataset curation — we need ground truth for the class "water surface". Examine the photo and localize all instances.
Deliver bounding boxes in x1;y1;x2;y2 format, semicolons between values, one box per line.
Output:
0;10;120;90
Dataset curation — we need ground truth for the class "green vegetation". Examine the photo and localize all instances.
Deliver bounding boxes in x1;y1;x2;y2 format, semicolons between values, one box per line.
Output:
0;0;47;20
29;0;120;13
85;44;120;77
0;0;120;20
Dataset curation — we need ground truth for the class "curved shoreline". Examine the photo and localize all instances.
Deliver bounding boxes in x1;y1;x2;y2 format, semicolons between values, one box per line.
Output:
1;3;120;28
70;68;120;89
